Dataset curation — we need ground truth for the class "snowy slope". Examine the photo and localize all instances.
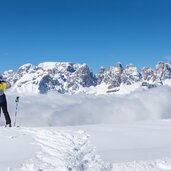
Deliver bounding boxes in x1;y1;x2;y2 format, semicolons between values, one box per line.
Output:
1;120;171;171
69;120;171;171
67;121;171;163
0;127;111;171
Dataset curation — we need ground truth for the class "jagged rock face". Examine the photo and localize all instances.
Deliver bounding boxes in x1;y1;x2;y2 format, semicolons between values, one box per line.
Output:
155;62;171;80
3;70;15;83
141;67;156;82
96;63;123;89
64;64;96;92
3;62;95;94
121;64;141;85
39;62;95;93
96;67;106;85
2;61;171;94
38;75;64;94
72;64;95;87
18;63;33;74
97;63;141;88
141;62;171;87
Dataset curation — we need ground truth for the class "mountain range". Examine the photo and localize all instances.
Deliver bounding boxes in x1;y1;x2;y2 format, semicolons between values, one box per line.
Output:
2;61;171;94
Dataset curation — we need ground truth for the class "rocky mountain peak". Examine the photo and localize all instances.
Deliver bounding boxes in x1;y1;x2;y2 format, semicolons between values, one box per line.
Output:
2;61;171;94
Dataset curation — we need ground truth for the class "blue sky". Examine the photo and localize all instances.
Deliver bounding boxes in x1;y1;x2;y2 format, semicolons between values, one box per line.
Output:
0;0;171;73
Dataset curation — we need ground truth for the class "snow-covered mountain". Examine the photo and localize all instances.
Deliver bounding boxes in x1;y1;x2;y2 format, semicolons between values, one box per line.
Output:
1;64;171;171
2;61;171;94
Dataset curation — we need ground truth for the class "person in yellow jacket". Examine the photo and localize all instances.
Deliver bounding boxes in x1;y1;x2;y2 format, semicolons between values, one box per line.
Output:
0;75;11;127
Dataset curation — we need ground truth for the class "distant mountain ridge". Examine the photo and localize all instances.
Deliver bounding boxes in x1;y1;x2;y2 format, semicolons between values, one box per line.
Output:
2;61;171;94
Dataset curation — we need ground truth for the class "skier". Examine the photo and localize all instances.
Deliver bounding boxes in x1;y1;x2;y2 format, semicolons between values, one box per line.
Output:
0;75;11;127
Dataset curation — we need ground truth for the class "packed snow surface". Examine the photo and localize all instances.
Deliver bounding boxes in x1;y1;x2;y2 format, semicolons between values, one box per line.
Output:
1;120;171;171
0;127;111;171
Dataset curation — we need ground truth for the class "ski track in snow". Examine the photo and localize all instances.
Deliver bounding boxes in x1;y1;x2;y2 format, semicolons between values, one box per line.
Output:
1;127;171;171
18;128;111;171
17;127;171;171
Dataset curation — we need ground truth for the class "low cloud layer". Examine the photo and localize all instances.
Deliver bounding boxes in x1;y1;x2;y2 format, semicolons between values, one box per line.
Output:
1;86;171;127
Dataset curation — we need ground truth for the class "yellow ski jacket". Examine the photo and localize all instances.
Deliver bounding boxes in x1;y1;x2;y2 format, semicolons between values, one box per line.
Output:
0;83;7;90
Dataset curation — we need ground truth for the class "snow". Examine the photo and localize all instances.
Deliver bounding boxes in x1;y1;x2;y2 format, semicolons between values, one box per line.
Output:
85;83;108;95
1;86;171;170
67;121;171;163
164;79;171;87
84;82;142;95
3;61;171;95
1;121;171;171
115;82;142;95
37;62;67;71
0;127;111;171
0;128;39;170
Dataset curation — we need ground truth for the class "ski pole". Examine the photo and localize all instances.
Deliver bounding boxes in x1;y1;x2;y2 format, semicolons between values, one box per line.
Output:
14;96;20;127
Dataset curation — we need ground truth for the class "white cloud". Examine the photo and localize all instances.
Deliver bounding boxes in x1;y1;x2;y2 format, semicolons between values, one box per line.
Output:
164;56;171;61
1;86;171;127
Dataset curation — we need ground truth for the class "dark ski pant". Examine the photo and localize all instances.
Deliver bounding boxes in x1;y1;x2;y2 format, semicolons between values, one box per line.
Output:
0;95;11;125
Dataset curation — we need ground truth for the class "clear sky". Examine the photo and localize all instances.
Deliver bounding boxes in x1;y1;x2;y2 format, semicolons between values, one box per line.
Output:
0;0;171;73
